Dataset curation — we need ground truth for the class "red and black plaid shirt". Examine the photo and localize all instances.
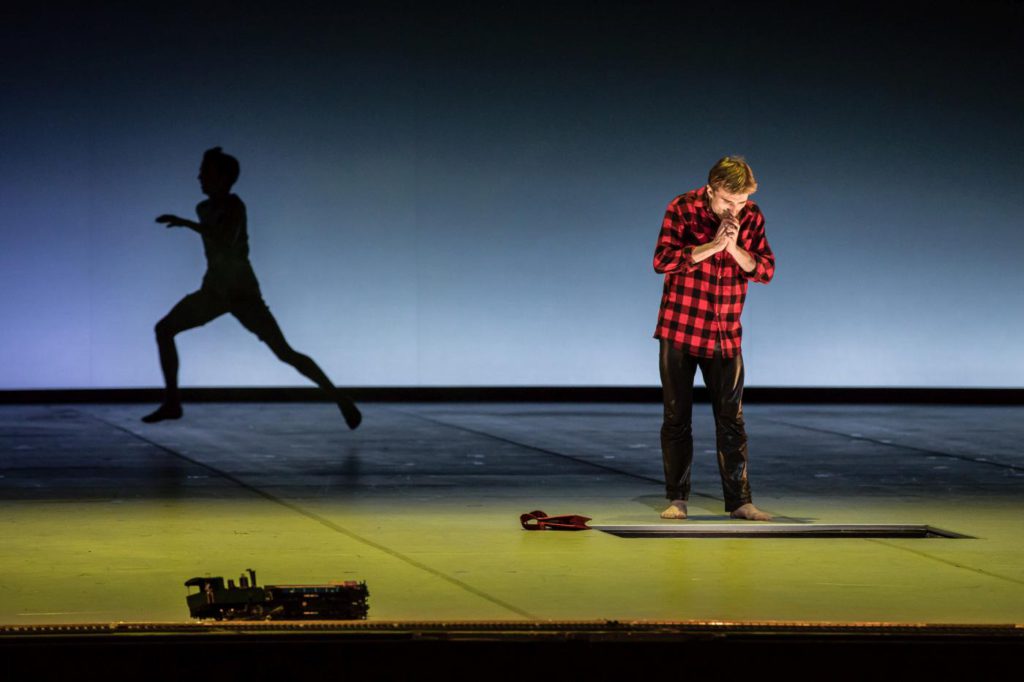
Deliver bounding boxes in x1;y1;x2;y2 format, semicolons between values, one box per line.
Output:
653;186;774;358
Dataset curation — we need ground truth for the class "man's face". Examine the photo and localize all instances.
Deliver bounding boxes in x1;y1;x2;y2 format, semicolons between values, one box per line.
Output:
706;185;749;220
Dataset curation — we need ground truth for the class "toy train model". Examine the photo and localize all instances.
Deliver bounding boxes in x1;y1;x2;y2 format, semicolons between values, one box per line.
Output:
185;568;369;621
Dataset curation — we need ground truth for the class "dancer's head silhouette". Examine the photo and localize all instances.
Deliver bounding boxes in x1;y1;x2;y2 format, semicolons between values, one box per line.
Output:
198;147;239;197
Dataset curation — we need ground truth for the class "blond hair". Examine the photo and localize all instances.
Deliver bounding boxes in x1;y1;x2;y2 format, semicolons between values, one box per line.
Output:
707;156;757;194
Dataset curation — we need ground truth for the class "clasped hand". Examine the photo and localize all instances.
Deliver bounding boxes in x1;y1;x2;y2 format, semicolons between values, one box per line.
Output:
712;216;740;253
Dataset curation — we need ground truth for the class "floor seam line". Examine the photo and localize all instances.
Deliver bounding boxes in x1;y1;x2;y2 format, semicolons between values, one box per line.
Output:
761;418;1024;472
389;407;675;486
865;538;1024;587
388;408;803;521
78;409;537;620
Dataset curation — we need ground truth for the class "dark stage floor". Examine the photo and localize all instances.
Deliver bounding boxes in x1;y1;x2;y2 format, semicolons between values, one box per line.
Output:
4;400;1024;675
2;400;1023;629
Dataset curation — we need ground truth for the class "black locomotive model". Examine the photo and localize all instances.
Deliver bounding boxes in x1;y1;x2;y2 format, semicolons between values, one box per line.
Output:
185;568;369;620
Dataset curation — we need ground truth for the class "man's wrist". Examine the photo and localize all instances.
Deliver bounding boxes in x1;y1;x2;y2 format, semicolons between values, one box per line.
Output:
733;246;756;272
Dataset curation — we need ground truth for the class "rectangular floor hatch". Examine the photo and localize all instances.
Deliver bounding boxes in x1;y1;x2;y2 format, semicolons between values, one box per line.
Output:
592;524;972;539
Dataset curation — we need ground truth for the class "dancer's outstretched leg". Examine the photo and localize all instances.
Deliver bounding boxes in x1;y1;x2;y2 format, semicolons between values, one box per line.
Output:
142;319;184;422
281;346;362;430
143;290;226;423
234;301;361;429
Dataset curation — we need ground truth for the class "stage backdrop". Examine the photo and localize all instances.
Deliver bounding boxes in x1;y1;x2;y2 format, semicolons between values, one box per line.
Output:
2;1;1022;388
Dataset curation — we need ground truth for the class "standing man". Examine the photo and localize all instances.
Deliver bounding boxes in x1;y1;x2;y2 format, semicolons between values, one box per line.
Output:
653;156;774;520
142;147;361;429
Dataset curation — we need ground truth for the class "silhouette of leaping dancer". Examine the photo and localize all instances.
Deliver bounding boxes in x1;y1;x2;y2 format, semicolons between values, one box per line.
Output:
142;147;361;429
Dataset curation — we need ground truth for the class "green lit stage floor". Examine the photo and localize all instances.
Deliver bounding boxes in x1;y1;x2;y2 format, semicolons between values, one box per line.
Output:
1;402;1023;626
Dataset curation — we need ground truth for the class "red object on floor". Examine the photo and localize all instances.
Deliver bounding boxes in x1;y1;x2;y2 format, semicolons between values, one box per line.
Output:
520;509;592;531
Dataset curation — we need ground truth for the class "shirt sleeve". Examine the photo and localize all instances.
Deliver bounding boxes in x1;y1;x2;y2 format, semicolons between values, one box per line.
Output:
738;207;774;284
653;199;698;274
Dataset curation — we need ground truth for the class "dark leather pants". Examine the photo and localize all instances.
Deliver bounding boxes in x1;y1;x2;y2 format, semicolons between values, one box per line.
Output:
659;339;752;511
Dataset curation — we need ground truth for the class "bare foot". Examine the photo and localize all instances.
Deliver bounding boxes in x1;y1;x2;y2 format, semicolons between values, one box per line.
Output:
730;503;772;521
660;500;687;519
337;396;362;430
141;403;183;423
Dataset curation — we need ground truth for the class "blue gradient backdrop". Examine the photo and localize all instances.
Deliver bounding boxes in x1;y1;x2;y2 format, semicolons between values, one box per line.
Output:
2;1;1022;388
